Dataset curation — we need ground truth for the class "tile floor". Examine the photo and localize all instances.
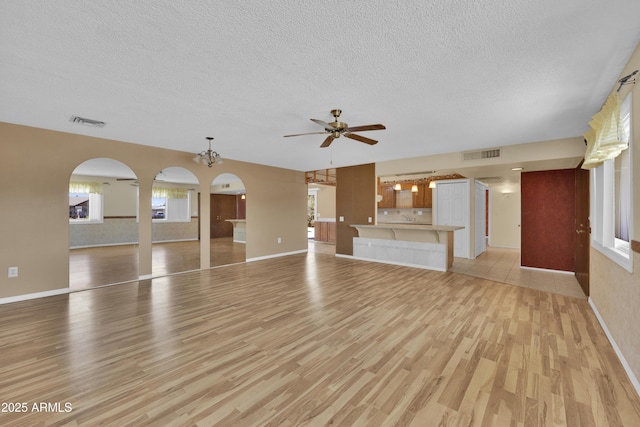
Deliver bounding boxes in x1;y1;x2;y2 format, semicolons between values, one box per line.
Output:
309;241;586;299
449;246;586;299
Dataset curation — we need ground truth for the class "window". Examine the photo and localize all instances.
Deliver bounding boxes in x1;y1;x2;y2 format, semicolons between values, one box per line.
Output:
152;187;190;222
69;182;103;223
591;93;633;272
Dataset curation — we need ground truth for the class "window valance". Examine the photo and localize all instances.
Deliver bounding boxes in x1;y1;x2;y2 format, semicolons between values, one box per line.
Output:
582;93;629;169
152;187;188;199
69;181;103;194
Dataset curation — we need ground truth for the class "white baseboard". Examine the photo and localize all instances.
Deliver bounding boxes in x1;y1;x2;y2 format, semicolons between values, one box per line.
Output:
0;288;69;305
520;265;574;275
247;249;307;262
589;297;640;398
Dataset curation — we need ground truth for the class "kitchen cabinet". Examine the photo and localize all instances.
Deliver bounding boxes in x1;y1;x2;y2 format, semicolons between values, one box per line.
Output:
314;220;336;243
378;184;396;208
412;183;432;208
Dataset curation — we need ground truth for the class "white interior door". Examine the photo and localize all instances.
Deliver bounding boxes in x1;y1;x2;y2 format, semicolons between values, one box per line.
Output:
436;180;470;258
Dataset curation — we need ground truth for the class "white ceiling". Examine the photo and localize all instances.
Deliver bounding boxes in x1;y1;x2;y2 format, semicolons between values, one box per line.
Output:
2;1;639;173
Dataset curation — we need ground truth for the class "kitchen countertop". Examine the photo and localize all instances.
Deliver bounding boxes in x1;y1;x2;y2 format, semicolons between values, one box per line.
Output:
378;221;432;225
352;224;462;231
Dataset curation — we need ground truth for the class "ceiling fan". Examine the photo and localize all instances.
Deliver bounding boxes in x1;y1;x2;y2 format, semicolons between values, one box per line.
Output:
284;109;385;148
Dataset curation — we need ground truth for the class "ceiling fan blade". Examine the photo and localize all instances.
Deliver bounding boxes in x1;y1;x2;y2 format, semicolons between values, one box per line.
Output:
310;118;335;131
284;131;327;137
345;124;386;132
320;135;335;148
345;133;378;145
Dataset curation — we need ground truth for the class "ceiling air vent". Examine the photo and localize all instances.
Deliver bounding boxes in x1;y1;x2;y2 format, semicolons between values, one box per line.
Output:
70;115;106;128
462;148;501;161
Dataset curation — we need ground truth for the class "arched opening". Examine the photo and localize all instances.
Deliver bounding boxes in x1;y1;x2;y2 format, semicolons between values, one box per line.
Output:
151;167;200;276
210;173;246;266
69;158;138;291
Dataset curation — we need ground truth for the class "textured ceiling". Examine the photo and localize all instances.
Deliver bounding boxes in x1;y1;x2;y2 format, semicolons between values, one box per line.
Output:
2;1;639;172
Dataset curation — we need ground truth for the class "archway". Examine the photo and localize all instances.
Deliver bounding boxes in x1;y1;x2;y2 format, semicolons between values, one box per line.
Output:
69;158;138;290
210;173;246;266
151;167;200;276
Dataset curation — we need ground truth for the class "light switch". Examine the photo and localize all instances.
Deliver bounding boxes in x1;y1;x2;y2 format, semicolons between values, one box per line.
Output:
339;216;344;222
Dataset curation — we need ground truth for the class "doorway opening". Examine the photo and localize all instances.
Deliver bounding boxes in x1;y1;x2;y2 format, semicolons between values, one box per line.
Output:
210;173;246;267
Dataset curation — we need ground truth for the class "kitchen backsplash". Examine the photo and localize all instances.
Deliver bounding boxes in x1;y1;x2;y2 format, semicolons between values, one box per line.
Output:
377;208;432;224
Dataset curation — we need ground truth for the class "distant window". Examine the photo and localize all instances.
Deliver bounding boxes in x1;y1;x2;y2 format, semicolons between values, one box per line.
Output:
69;182;103;223
152;188;190;222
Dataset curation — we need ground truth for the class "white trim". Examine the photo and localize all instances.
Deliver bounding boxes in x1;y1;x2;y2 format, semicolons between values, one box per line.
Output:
152;238;199;244
139;274;153;280
246;249;308;262
70;238;198;249
0;288;69;305
589;297;640;398
70;241;138;249
520;265;574;275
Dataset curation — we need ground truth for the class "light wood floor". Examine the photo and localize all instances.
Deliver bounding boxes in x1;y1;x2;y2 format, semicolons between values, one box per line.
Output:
3;252;639;426
69;238;245;291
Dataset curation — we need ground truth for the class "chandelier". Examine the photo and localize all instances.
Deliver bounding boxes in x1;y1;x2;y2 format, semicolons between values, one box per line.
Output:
193;137;223;167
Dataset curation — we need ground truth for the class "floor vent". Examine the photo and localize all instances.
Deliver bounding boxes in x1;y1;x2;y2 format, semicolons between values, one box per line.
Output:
462;148;501;161
70;115;106;128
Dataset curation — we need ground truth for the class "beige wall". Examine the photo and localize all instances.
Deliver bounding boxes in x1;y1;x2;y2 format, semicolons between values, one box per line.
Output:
489;187;521;248
315;184;336;219
0;123;307;299
589;41;640;385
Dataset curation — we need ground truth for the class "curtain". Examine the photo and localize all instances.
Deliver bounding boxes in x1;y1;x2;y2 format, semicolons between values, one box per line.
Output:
69;181;103;194
152;187;188;199
582;93;629;169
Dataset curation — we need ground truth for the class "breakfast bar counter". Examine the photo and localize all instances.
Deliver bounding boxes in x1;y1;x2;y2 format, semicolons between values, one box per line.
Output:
350;224;464;271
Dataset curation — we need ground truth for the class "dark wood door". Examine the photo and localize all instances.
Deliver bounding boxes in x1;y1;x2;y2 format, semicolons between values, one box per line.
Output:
575;166;590;296
210;194;236;238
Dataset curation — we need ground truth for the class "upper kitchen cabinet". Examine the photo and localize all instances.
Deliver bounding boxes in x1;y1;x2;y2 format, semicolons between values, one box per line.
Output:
412;183;432;208
378;183;396;208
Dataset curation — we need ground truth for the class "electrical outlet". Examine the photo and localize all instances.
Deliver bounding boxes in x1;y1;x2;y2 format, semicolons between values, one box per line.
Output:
8;267;18;278
368;217;372;223
277;237;281;243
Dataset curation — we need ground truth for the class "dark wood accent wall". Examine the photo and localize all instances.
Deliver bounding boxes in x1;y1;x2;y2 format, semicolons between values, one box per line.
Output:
521;169;576;272
336;163;376;255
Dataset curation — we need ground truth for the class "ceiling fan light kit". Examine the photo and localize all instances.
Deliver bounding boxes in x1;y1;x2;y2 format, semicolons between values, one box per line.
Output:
284;109;386;148
193;137;223;167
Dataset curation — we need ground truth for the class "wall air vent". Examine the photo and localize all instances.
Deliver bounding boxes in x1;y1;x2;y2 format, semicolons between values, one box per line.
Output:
221;184;231;189
462;148;501;161
476;176;504;184
70;115;106;128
